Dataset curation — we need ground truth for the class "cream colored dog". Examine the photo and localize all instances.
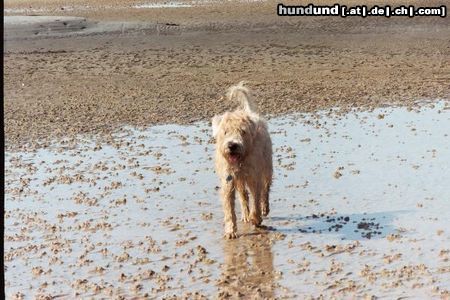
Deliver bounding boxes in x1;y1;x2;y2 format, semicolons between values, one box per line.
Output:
212;82;273;239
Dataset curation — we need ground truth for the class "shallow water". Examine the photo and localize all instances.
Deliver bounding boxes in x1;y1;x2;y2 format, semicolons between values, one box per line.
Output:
5;101;450;298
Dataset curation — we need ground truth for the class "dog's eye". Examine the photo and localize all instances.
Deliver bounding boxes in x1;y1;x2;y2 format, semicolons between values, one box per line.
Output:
242;130;246;135
224;130;228;135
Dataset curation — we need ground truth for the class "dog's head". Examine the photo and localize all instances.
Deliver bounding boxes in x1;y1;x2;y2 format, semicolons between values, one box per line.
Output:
212;111;256;165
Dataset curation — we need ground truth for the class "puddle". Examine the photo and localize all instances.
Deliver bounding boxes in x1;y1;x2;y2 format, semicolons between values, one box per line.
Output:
4;16;92;40
4;16;162;41
133;2;194;9
132;0;266;9
5;101;450;298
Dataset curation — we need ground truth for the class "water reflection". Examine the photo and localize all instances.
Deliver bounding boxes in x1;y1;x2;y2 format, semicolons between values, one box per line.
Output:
218;225;276;298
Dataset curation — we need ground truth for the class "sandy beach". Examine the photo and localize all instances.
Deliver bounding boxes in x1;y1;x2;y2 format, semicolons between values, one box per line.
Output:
4;0;450;150
4;0;450;298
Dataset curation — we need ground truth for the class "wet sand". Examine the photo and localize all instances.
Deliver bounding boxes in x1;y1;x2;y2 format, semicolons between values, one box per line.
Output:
5;102;450;298
4;0;450;298
4;0;450;150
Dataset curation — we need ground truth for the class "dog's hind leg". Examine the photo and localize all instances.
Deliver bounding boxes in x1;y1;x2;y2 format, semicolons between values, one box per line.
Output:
261;182;270;217
248;180;262;227
236;180;250;223
221;179;238;239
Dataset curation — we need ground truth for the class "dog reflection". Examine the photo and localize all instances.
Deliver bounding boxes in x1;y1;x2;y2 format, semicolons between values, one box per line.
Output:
218;229;276;298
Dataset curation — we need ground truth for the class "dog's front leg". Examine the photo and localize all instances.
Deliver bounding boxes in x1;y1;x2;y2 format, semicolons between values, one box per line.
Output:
221;178;237;239
236;180;250;223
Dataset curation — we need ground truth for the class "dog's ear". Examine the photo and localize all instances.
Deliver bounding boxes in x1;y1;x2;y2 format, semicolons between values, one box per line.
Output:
211;114;223;138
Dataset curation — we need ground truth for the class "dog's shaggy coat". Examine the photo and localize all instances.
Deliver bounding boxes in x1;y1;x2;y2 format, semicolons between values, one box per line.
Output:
212;83;273;239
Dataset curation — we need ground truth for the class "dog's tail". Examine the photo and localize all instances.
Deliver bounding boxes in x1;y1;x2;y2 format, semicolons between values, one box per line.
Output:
227;82;257;113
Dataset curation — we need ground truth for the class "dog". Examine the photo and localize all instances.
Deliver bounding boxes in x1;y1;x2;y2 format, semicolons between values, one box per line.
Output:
212;82;273;239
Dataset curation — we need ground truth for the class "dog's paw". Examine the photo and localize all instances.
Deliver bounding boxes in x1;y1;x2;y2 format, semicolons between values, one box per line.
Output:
261;206;270;217
224;232;238;239
241;215;250;223
250;213;262;227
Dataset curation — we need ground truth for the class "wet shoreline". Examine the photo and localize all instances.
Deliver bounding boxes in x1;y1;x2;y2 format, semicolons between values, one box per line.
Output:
4;1;450;297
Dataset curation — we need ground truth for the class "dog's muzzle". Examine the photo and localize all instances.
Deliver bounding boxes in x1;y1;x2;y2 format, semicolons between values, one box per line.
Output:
226;141;243;164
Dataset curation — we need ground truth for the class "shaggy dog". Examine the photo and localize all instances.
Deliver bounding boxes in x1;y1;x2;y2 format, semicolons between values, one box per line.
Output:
212;83;273;239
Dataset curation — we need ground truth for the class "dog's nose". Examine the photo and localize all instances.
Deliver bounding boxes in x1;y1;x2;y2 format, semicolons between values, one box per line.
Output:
227;142;239;152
